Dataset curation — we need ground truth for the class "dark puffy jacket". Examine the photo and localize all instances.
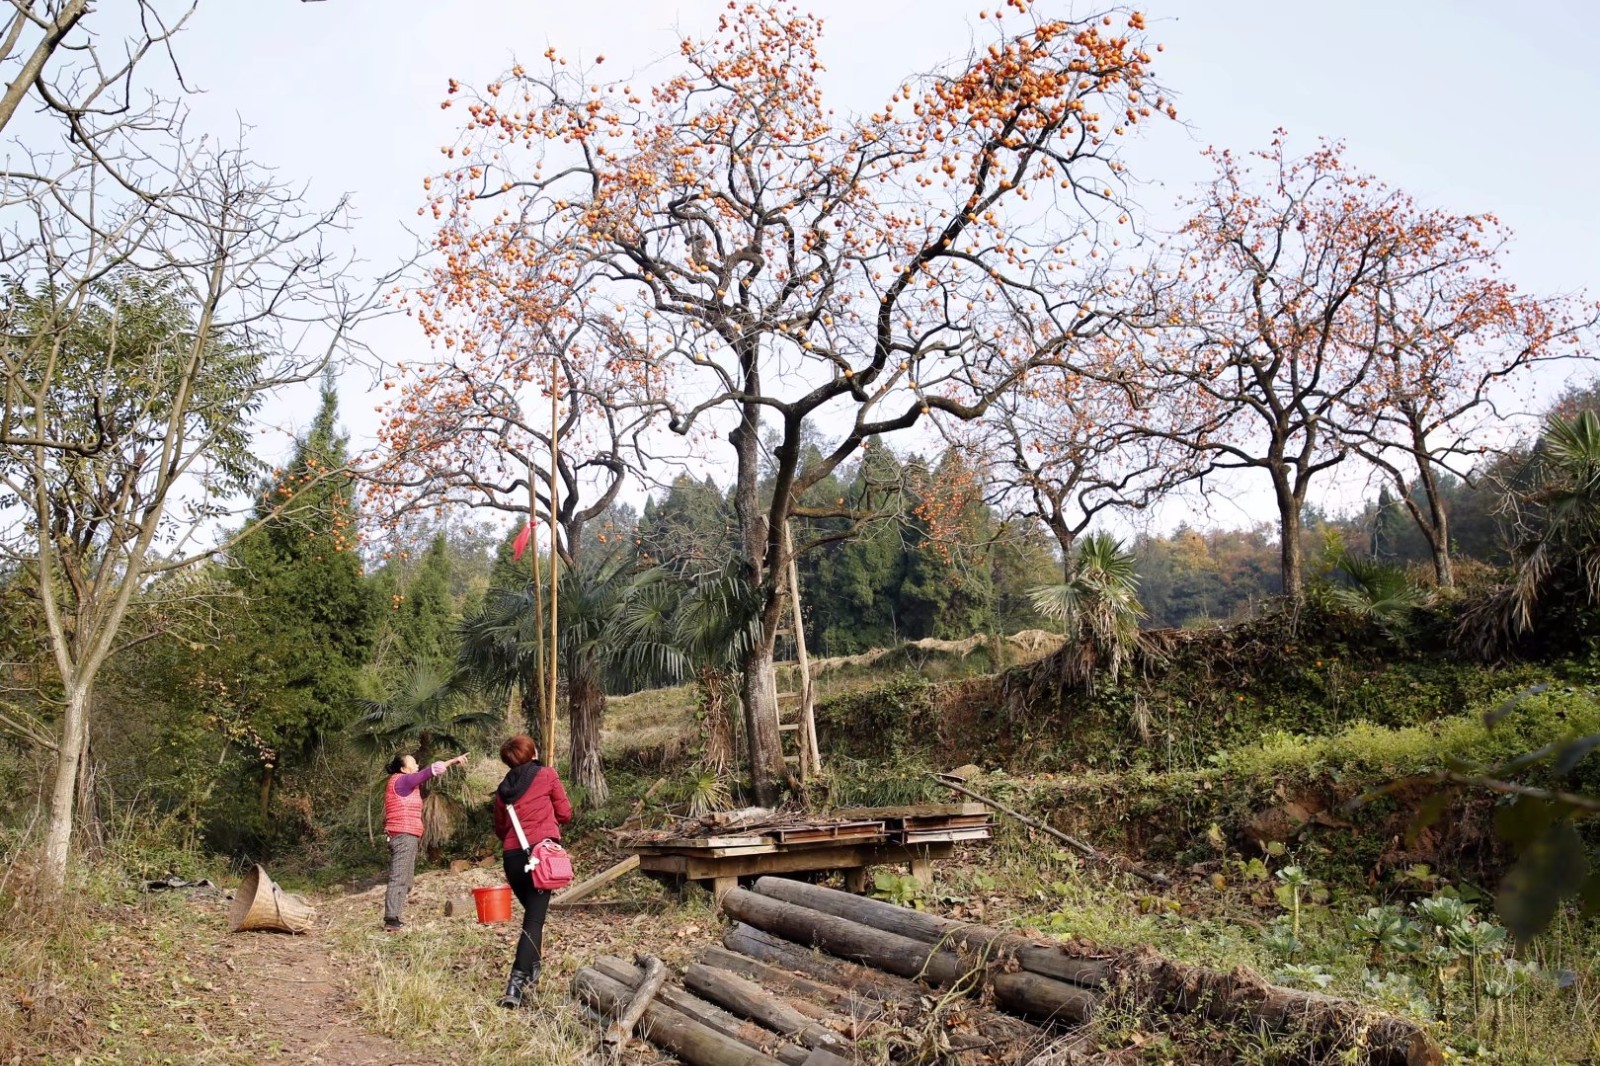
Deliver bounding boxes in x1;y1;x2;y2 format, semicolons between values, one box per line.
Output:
492;761;572;851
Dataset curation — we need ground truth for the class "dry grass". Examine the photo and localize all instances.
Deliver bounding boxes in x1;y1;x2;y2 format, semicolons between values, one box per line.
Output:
323;865;725;1064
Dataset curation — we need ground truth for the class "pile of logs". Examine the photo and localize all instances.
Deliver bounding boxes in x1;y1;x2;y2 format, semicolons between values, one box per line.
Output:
572;877;1443;1066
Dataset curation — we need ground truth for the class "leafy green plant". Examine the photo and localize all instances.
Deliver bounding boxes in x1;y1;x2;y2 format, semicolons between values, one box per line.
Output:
1274;865;1326;944
1325;549;1427;638
871;870;926;910
674;768;732;818
1350;906;1419;964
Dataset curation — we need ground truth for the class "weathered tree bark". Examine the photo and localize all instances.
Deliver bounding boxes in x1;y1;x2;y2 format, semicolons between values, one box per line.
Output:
988;970;1097;1024
711;933;1046;1060
740;642;785;808
721;887;975;987
1275;474;1306;601
751;877;1109;988
605;954;669;1051
682;963;852;1054
568;672;608;806
573;964;785;1066
730;374;787;808
1406;433;1455;588
1114;946;1442;1066
42;681;91;879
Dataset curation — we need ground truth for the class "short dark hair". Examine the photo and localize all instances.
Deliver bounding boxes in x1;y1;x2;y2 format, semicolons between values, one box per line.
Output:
500;734;538;768
385;753;409;775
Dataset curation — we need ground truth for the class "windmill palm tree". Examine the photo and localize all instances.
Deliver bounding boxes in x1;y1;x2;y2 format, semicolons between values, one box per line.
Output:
1028;533;1145;692
459;551;683;806
1463;411;1600;657
667;561;762;774
1326;549;1426;639
353;663;497;852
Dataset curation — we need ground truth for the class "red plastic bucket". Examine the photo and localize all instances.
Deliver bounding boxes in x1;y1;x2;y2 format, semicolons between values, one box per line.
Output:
472;884;513;924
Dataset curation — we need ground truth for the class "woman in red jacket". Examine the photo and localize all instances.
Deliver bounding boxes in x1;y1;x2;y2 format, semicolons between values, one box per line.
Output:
491;734;572;1007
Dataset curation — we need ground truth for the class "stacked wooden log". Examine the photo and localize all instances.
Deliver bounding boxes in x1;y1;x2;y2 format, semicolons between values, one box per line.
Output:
572;877;1442;1066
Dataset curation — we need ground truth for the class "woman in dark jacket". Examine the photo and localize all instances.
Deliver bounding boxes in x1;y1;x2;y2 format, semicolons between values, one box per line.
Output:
491;733;573;1007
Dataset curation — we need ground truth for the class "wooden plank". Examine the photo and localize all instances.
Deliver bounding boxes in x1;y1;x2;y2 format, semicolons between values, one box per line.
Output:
639;843;956;883
898;828;993;845
770;821;885;844
650;844;780;860
639;835;772;849
828;803;989;821
553;854;640;908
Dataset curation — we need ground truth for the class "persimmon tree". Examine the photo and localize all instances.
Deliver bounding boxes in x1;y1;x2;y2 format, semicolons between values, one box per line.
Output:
1337;212;1594;587
425;1;1169;804
1138;136;1447;599
945;356;1187;580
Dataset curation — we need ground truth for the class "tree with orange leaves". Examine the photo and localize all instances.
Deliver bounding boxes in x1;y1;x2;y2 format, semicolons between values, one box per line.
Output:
1336;216;1594;588
944;355;1189;581
424;1;1169;804
1142;134;1593;598
369;271;662;801
1132;136;1433;598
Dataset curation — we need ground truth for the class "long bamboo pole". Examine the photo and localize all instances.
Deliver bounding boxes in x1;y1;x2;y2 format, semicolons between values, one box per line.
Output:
527;461;546;740
929;772;1171;887
546;372;560;763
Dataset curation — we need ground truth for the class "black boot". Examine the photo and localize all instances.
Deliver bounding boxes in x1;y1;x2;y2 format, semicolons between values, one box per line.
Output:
525;962;541;992
498;967;531;1009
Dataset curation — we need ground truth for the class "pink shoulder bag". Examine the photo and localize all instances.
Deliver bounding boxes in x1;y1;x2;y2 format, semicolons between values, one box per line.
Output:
506;793;574;892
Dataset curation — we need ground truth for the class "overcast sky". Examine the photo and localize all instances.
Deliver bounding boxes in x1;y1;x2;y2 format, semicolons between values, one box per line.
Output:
166;0;1599;531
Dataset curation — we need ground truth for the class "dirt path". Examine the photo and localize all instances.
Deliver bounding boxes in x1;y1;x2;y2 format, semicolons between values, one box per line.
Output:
215;927;426;1065
171;885;428;1065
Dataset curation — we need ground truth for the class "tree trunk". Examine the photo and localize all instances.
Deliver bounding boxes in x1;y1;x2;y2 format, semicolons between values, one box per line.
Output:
258;762;277;822
728;350;787;808
699;668;737;773
750;877;1108;987
590;955;811;1064
42;679;91;888
1274;479;1305;599
520;678;541;741
739;641;785;808
568;671;607;806
682;963;853;1055
1413;456;1454;588
75;738;103;857
716;928;1045;1052
720;887;976;987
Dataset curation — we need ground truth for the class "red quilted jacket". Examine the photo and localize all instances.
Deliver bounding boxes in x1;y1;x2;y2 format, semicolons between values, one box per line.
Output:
492;762;572;851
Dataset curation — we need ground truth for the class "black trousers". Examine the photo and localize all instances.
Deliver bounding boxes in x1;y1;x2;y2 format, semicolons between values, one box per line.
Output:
503;848;552;973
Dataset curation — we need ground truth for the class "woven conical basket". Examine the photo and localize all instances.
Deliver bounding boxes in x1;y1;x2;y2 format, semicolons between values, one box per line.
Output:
228;864;316;934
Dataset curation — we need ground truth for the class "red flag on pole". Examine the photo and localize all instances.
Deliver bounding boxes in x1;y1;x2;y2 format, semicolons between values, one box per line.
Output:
511;521;533;561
